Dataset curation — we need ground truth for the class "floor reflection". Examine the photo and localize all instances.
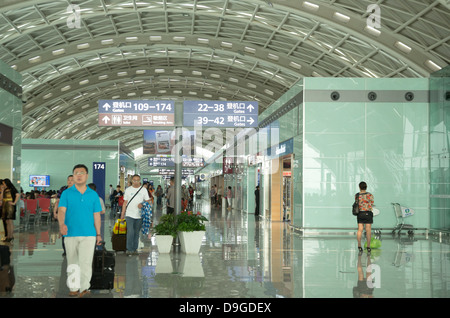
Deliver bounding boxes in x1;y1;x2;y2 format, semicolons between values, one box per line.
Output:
0;199;449;298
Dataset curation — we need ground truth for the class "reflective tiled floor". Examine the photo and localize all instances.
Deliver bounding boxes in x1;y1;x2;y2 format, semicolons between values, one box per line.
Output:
1;199;449;298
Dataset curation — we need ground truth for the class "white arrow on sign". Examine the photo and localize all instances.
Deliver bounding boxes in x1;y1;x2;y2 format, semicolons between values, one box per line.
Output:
102;116;110;124
247;117;254;125
247;104;254;112
102;103;111;111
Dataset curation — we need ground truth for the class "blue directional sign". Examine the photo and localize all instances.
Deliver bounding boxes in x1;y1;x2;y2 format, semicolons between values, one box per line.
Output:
183;100;258;127
98;99;175;127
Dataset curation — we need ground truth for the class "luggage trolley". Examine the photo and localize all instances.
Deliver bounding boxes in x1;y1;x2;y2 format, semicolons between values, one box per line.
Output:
391;203;415;236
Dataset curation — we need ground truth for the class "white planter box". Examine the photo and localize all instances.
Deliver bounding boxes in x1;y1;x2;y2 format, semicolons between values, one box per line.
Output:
155;235;174;253
178;231;205;254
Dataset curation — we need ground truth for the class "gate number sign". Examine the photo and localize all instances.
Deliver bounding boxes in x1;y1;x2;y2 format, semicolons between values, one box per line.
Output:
98;99;175;127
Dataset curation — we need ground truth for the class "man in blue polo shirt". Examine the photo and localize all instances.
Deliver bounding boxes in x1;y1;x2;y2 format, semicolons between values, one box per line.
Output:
58;164;102;297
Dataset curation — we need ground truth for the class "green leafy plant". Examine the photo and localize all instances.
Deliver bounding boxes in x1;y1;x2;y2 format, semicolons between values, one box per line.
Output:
154;214;178;238
176;211;208;232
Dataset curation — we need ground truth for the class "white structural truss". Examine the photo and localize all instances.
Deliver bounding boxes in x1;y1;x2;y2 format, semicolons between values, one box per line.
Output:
0;0;448;160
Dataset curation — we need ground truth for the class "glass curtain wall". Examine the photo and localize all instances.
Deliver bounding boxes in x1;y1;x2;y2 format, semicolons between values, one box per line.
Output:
302;77;430;232
0;59;22;190
429;66;450;232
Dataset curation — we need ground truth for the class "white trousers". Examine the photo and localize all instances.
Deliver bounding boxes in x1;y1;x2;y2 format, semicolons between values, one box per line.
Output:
65;236;96;292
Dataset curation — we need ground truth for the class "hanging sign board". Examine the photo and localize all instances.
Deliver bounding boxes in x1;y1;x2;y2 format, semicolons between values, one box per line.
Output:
98;99;175;127
183;100;258;127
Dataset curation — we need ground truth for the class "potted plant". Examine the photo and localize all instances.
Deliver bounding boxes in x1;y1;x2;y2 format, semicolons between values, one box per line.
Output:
154;214;177;253
176;211;208;254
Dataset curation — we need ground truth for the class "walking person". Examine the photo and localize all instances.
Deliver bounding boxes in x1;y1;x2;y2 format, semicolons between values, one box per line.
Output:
166;177;175;214
254;185;260;216
155;185;163;206
0;179;6;241
355;181;374;254
226;186;232;211
216;186;222;208
58;164;102;297
210;185;216;206
112;185;123;216
181;184;189;211
120;174;150;256
1;179;20;243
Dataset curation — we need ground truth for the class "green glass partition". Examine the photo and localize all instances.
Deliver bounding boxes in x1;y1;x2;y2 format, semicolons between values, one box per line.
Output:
302;77;430;231
21;139;119;195
0;59;22;189
429;66;450;232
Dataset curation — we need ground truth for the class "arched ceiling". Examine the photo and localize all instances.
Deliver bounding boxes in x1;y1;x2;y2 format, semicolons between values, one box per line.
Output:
1;0;449;165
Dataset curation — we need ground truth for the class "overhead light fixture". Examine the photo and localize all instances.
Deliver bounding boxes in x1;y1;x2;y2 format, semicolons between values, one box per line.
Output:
364;25;381;36
333;12;350;23
77;43;90;50
267;53;279;61
197;38;209;44
425;60;442;71
28;56;41;63
289;61;302;69
101;39;114;45
302;1;319;11
244;47;256;54
52;48;66;55
394;41;412;54
221;41;233;48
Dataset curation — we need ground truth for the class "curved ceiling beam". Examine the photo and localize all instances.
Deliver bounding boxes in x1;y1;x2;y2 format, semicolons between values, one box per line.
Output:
22;49;296;99
15;33;313;82
270;0;446;75
23;63;282;118
1;3;315;47
2;0;445;76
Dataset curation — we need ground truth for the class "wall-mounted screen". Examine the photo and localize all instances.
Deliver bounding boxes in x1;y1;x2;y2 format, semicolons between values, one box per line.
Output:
29;175;50;188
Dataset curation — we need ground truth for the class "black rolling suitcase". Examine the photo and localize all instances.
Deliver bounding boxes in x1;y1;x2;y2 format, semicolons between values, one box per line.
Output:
0;245;10;267
90;242;115;290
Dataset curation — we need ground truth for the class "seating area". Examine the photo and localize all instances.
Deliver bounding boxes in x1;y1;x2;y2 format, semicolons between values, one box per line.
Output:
20;198;56;228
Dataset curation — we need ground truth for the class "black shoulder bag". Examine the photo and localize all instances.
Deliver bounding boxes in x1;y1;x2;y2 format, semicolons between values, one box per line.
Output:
352;193;360;216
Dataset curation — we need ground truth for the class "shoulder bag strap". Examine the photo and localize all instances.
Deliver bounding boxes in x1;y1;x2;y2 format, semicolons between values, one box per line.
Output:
126;185;144;209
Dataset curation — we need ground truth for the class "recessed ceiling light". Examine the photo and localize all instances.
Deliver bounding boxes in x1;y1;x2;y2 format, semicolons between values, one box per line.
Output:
333;12;350;23
303;1;319;11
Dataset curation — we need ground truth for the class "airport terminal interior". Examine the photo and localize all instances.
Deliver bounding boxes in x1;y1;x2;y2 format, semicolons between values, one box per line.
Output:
0;0;449;298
